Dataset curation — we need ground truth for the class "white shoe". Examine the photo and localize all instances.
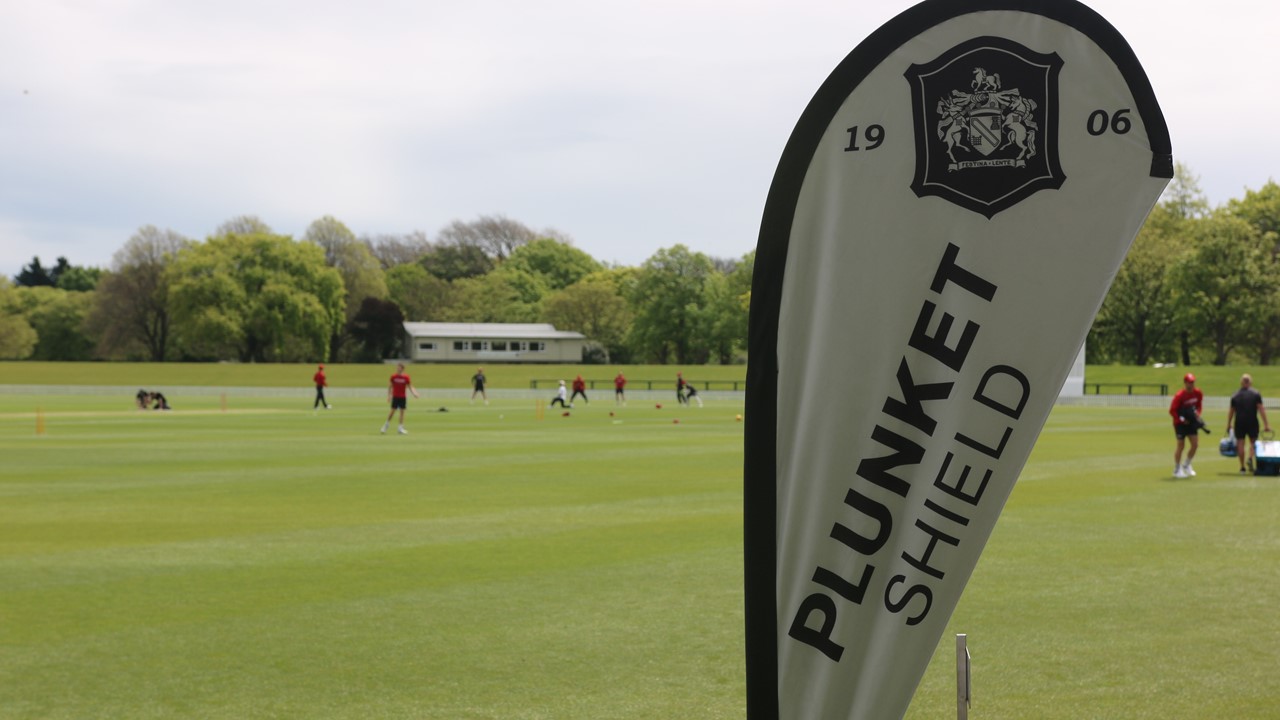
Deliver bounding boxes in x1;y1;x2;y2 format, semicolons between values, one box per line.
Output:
1174;465;1186;479
380;424;388;434
398;427;408;435
326;404;332;409
1183;463;1195;477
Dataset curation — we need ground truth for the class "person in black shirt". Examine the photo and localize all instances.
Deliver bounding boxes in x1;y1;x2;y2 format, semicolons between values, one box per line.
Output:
1227;373;1271;473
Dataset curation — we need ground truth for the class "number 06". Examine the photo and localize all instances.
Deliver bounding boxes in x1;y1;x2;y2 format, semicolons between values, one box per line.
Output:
1086;109;1132;136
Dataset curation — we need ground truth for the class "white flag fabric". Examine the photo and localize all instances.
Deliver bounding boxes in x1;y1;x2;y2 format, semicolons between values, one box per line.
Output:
744;1;1170;718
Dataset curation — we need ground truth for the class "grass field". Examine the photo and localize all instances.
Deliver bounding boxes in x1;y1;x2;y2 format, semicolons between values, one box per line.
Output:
3;370;1279;718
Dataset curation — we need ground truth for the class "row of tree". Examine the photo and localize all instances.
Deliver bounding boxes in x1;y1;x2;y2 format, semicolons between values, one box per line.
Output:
1;215;754;364
1088;167;1280;366
8;168;1275;367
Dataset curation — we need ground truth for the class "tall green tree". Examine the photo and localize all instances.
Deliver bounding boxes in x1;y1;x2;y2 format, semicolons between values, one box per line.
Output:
493;266;550;307
628;245;716;364
1226;180;1280;248
542;272;633;362
9;286;95;360
168;233;345;362
1090;216;1183;364
1169;213;1274;365
386;263;453;321
1091;165;1207;365
1150;164;1211;364
502;238;601;291
700;252;754;365
88;226;191;361
442;273;540;323
347;297;406;362
419;243;494;281
303;216;389;360
0;278;38;359
1226;180;1280;361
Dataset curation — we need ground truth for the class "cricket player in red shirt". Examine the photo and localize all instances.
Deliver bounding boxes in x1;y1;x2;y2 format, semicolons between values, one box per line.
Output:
382;363;420;435
1169;372;1204;478
313;364;331;410
570;375;588;406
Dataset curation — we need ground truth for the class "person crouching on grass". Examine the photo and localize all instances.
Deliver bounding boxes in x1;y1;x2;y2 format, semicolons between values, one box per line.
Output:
382;363;419;435
684;381;703;407
550;380;569;408
1169;372;1204;478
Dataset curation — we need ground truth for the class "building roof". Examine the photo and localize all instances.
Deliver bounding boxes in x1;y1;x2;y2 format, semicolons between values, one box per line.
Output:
403;322;586;340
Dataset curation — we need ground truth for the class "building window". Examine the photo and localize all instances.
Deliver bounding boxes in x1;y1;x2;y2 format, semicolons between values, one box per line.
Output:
529;342;545;352
492;341;507;351
453;341;469;351
418;342;436;352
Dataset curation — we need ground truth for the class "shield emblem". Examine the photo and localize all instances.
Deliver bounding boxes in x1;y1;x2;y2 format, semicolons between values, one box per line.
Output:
967;104;1004;157
905;36;1065;218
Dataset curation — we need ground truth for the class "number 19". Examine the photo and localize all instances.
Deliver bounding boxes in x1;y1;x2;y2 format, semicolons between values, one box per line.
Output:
845;125;885;152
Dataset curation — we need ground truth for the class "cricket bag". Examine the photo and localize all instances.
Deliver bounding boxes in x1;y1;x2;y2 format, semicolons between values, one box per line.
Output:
1219;435;1237;457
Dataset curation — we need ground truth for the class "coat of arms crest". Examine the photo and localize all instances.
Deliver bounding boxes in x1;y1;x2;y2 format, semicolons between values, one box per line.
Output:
905;37;1064;218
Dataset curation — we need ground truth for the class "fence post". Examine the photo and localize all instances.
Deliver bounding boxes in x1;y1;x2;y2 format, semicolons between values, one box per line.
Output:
956;633;971;720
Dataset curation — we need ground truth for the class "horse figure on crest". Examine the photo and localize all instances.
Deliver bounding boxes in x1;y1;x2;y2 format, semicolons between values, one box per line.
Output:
936;95;972;165
998;95;1038;161
971;67;1001;92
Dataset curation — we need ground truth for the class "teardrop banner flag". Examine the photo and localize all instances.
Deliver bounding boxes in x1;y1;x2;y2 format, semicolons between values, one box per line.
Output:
744;2;1170;718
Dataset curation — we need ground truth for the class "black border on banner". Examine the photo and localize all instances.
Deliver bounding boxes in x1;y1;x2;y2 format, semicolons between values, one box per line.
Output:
743;1;1171;717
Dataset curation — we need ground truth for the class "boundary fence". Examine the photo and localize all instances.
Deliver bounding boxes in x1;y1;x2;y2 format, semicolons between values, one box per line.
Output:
1084;382;1168;396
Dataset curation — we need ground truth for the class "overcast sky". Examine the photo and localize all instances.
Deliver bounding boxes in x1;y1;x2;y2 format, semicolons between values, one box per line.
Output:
3;0;1277;279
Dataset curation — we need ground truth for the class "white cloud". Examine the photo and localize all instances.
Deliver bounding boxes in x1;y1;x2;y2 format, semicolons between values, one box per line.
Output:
2;0;1278;276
